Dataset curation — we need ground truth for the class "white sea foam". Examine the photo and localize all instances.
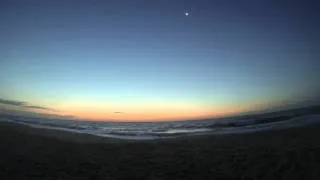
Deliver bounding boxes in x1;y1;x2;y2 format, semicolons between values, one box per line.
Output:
1;114;319;140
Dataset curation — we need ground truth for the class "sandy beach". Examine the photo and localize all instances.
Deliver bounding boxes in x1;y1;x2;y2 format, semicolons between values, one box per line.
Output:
1;121;320;179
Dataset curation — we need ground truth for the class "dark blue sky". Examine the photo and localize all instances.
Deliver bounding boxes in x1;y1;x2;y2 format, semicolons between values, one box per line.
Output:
0;0;319;121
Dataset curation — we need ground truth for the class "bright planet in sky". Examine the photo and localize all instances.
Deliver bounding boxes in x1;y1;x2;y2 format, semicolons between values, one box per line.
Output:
185;9;189;16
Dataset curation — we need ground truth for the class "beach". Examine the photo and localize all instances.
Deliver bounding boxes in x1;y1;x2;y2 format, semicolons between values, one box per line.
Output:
1;121;320;179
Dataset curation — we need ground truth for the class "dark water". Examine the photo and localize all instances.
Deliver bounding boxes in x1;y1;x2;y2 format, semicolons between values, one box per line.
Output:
1;107;320;140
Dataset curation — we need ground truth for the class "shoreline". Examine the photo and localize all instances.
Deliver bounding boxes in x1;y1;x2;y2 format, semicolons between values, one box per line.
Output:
1;117;320;143
1;113;319;142
1;121;320;179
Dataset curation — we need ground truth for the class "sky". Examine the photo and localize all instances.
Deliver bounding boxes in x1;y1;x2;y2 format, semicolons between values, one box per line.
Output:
0;0;319;121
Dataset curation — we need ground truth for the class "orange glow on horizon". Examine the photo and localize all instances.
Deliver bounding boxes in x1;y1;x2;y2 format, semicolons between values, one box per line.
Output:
56;105;247;122
1;98;269;122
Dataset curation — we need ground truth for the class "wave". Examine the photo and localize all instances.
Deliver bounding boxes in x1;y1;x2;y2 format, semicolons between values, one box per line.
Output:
1;113;319;140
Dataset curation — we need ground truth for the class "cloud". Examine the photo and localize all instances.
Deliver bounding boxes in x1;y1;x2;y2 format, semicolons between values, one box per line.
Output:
0;98;56;112
0;108;75;120
24;105;58;112
113;112;123;114
0;98;28;106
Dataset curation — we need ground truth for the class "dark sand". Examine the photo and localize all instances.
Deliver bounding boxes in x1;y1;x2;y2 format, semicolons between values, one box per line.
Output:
1;122;320;180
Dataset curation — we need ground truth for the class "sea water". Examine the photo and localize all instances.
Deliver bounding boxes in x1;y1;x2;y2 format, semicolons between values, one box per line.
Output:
1;113;319;140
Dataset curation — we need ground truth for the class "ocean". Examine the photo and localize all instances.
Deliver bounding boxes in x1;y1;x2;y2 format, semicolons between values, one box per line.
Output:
1;108;319;140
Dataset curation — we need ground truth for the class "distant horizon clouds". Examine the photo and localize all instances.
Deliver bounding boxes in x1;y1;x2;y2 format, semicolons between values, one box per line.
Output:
0;98;57;112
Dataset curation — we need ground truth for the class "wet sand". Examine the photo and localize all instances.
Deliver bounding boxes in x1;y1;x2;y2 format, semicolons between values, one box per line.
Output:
1;121;320;179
